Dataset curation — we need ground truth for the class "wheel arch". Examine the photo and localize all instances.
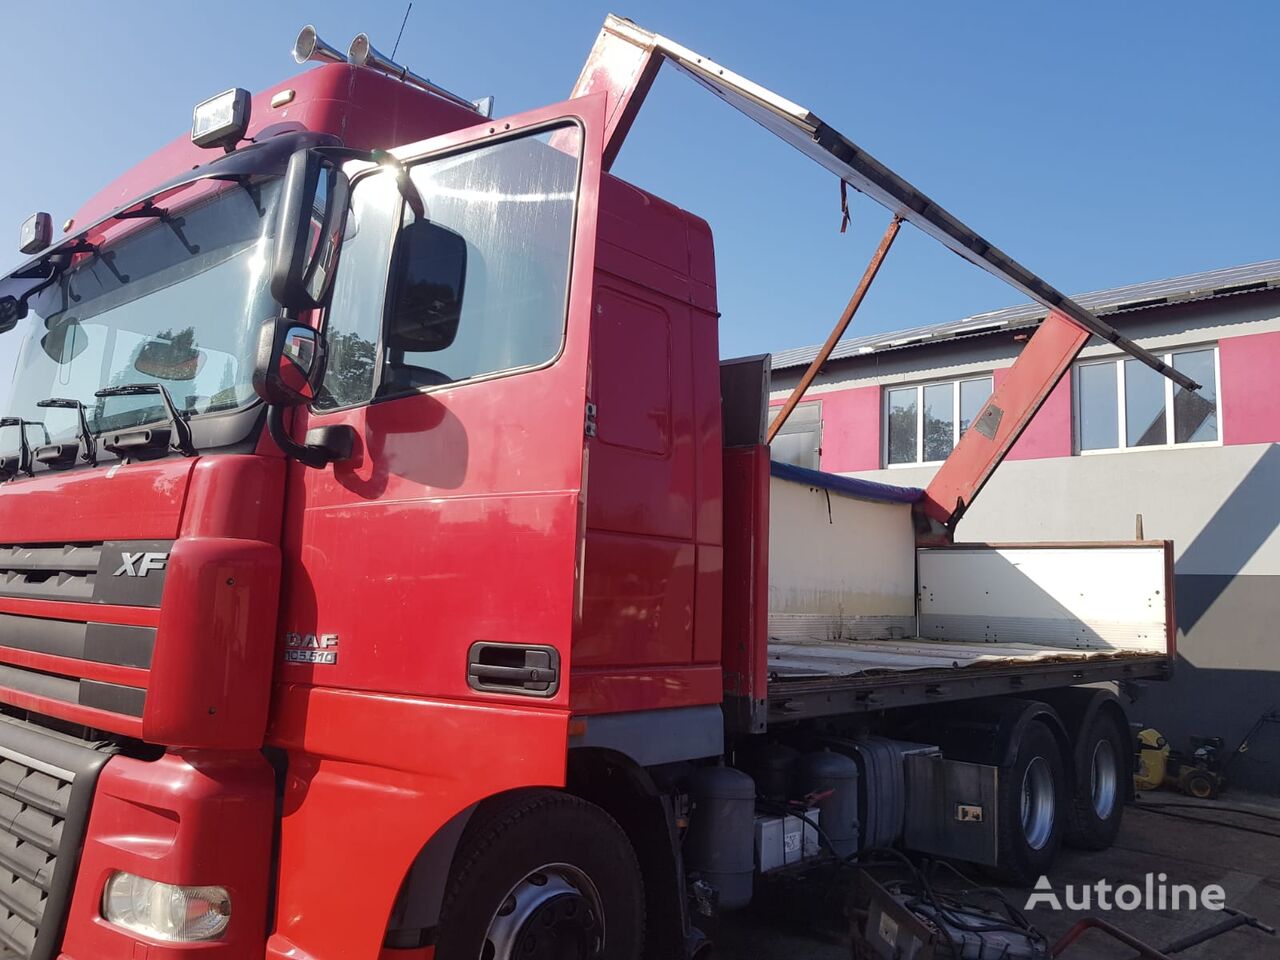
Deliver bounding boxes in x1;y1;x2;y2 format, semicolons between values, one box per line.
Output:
382;802;478;948
1038;686;1134;801
919;696;1074;782
382;749;690;954
565;746;689;960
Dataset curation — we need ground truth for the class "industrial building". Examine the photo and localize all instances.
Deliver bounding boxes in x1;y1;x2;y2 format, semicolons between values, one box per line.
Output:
769;259;1280;792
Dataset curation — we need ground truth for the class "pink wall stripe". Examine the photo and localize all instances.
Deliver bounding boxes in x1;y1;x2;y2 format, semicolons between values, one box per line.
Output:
769;385;881;472
1221;330;1280;446
817;386;881;472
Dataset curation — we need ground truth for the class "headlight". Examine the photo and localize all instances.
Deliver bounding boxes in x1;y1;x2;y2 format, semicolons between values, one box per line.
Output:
102;872;231;942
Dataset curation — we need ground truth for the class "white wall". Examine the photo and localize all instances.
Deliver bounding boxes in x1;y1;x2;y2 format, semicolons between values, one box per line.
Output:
855;442;1280;578
767;475;916;640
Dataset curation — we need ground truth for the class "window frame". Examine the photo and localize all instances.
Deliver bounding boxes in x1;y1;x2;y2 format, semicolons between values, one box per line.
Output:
882;374;994;468
1072;344;1222;456
309;117;585;416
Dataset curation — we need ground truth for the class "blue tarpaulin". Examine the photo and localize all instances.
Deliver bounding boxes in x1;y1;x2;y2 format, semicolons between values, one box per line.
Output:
769;460;924;505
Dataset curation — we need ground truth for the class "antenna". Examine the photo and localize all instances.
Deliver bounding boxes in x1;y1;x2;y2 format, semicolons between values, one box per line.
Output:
391;2;413;59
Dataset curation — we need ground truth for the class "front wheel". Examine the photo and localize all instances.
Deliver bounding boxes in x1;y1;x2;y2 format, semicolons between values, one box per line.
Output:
435;790;645;960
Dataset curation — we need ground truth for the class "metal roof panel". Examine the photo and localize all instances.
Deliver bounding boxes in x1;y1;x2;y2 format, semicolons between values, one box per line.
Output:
770;259;1280;370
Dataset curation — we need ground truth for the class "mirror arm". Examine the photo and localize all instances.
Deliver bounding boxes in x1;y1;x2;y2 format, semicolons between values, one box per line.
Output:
266;405;354;469
313;146;425;219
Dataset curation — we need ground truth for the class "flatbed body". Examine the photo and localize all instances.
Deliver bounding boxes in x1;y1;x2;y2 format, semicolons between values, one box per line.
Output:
766;638;1169;721
720;430;1175;730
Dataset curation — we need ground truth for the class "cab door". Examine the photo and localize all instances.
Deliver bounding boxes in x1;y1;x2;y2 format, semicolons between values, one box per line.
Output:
273;96;604;712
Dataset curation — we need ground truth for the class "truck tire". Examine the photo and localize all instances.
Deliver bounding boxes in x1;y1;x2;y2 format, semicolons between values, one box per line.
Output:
993;722;1066;886
435;790;644;960
1065;711;1127;850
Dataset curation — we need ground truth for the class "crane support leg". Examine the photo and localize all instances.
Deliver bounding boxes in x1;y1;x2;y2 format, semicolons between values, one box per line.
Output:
768;215;902;442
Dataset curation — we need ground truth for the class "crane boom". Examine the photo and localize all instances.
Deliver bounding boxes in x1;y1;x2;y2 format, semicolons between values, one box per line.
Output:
571;14;1201;528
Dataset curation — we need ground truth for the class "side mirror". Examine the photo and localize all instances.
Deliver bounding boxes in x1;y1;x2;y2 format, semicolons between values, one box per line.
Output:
271;149;351;311
253;317;355;469
386;219;468;353
253;318;324;407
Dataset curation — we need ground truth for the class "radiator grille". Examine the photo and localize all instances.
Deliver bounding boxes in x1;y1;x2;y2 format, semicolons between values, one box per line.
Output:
0;541;171;607
0;719;112;960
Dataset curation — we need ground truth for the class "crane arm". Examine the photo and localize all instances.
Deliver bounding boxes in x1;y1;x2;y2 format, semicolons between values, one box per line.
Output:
571;14;1200;528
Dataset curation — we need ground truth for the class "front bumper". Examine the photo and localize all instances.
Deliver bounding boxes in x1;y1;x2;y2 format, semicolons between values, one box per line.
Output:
0;717;273;959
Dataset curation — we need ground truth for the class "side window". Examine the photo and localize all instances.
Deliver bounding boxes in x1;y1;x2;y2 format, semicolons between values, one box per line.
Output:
316;126;582;409
378;125;581;399
884;376;993;465
1074;347;1219;453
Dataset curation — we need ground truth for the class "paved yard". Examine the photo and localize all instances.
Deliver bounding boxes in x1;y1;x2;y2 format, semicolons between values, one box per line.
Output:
716;794;1280;958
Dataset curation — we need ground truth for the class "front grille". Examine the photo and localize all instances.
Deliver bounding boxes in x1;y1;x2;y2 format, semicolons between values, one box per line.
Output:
0;546;99;604
0;541;171;607
0;717;111;960
0;539;167;730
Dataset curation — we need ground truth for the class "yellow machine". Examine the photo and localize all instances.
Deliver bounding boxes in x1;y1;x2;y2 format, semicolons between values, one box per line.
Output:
1134;728;1170;791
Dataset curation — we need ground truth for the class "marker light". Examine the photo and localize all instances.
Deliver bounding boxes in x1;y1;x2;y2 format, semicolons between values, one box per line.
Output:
19;212;52;255
191;88;252;150
102;872;231;942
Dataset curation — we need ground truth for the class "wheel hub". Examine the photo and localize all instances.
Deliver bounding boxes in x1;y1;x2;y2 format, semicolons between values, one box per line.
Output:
484;865;604;960
1021;755;1056;851
1090;738;1118;820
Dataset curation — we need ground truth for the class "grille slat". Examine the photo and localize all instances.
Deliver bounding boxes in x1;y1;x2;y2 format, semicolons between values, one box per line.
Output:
0;547;99;606
0;911;37;958
0;869;47;929
2;765;72;822
0;832;57;894
0;718;113;960
0;796;62;859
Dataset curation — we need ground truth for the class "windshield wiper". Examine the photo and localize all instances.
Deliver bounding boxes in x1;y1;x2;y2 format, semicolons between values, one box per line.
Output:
0;418;36;479
95;383;196;457
114;200;200;255
35;398;98;466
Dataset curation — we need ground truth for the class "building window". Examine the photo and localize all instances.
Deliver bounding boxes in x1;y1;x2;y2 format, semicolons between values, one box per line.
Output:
884;376;993;466
772;401;822;469
1074;346;1219;453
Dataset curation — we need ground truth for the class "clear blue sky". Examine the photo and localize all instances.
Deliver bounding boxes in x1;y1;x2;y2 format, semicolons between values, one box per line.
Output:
0;1;1275;359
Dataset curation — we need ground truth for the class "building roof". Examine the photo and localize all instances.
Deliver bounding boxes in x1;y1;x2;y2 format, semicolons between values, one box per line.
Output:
770;259;1280;371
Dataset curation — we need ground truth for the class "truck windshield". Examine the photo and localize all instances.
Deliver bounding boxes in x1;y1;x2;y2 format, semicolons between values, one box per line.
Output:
0;178;282;448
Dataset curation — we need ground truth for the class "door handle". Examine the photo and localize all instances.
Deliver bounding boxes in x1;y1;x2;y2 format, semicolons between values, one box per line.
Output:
467;642;560;697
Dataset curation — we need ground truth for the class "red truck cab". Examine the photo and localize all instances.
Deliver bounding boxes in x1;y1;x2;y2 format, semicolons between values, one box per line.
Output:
0;49;730;959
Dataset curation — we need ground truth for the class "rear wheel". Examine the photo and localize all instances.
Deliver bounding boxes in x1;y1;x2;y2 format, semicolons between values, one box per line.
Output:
435;790;644;960
993;722;1067;885
1065;712;1128;850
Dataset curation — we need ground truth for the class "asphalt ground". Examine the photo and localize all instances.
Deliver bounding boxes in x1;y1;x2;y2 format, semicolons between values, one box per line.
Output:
715;793;1280;958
